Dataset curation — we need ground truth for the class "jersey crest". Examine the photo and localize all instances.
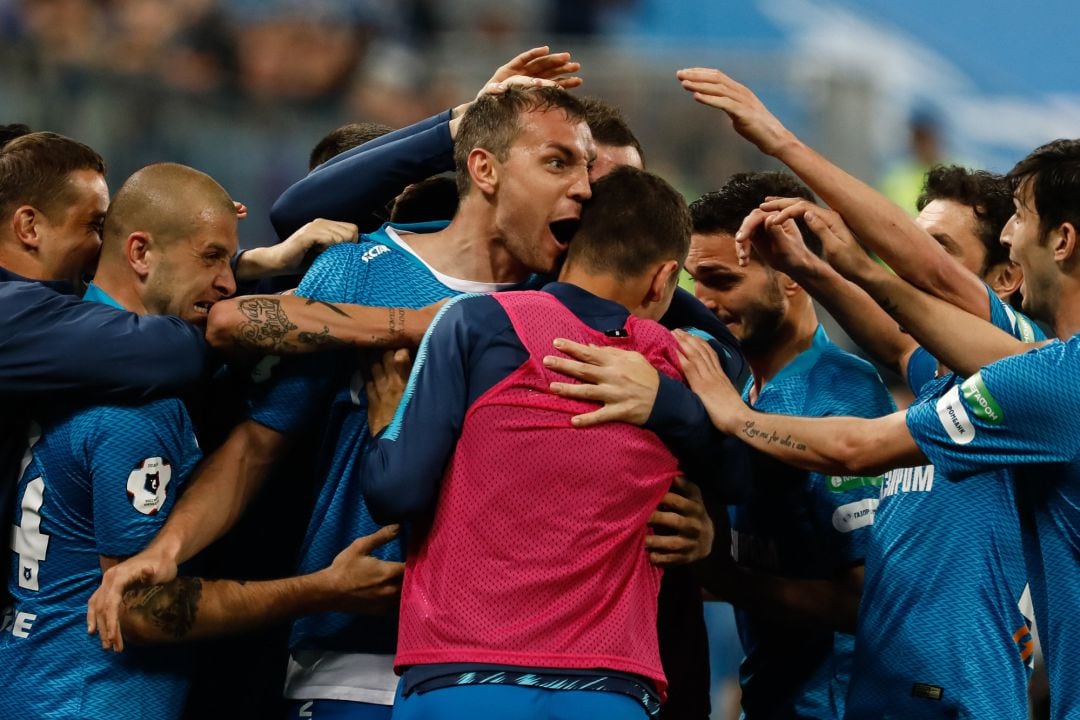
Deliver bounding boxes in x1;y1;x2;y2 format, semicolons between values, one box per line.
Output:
126;457;172;515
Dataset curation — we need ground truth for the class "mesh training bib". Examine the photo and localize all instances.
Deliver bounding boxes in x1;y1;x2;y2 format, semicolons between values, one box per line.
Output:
395;291;685;696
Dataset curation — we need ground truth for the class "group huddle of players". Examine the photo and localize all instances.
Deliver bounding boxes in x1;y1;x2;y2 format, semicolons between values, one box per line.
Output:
2;46;1080;720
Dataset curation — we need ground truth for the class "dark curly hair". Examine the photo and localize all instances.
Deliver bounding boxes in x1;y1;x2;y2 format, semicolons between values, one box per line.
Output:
917;165;1012;273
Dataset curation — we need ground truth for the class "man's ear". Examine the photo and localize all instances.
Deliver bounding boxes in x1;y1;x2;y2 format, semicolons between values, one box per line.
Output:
645;260;681;304
984;259;1023;298
1053;221;1078;268
12;206;43;251
467;148;499;195
126;232;153;279
776;269;800;298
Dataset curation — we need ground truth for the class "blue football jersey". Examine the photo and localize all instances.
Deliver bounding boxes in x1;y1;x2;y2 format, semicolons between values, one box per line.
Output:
0;400;201;719
249;222;527;655
848;290;1039;719
731;326;895;719
906;334;1080;719
905;285;1044;395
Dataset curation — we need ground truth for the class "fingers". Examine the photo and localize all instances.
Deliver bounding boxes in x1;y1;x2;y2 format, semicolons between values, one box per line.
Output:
350;524;401;555
548;380;613;402
391;348;412;377
674;330;720;371
551;337;601;363
734;208;771;265
542;355;602;384
233;201;248;219
653;489;700;517
667;475;701;499
568;404;630;428
482;76;561;96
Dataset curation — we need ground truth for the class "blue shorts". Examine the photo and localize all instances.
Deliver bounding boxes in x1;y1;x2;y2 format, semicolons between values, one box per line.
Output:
287;699;392;720
391;681;648;720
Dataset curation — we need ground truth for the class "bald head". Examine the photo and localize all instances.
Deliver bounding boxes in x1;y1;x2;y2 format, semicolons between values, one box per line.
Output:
102;162;235;258
95;163;238;325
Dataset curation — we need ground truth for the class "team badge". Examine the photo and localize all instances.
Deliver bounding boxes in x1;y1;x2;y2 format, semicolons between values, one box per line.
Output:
126;457;172;515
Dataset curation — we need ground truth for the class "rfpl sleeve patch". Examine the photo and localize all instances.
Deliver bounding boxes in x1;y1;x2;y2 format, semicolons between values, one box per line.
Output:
126;456;172;515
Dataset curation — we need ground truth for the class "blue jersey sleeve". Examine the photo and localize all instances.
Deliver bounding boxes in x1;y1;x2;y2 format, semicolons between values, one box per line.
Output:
0;280;209;401
905;346;939;396
360;295;483;524
907;337;1080;477
78;401;202;558
270;113;454;240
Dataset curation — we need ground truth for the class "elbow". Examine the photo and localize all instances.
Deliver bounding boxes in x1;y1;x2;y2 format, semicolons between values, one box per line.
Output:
205;301;236;351
829;436;879;477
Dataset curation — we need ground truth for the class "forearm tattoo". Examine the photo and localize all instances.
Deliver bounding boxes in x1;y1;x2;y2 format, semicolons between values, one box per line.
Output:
237;298;300;353
297;326;348;349
741;420;807;451
123;577;203;640
236;297;348;352
305;297;350;317
388;307;406;341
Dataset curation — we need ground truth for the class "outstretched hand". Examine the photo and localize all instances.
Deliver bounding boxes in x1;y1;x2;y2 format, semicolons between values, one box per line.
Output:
482;46;582;97
674;330;744;435
676;67;796;157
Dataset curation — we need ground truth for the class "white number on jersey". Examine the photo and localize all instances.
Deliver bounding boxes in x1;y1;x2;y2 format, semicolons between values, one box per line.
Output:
11;424;50;591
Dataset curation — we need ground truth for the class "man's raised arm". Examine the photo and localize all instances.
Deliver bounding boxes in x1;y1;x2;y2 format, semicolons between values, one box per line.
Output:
676;67;992;320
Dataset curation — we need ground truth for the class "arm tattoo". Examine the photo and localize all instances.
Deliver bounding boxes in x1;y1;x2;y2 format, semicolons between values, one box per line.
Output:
123;577;203;641
388;307;406;341
304;297;350;317
741;420;807;451
236;297;349;352
297;325;348;349
236;298;299;353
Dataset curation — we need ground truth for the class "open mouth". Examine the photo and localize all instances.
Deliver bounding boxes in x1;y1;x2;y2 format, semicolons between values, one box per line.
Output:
548;219;580;249
193;301;214;316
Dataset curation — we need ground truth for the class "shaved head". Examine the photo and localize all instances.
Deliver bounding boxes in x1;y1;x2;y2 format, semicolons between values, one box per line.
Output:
102;162;235;256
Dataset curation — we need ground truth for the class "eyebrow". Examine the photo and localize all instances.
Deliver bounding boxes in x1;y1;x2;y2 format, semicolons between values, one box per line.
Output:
931;232;958;253
545;142;588;163
688;262;741;278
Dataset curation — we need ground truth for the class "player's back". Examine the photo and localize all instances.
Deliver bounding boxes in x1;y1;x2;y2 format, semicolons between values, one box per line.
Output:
397;290;683;694
1;399;199;719
732;327;894;719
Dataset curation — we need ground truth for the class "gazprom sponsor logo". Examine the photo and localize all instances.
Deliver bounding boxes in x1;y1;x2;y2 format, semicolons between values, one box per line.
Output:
960;372;1004;425
880;465;935;498
935;386;975;444
361;244;390;263
832;498;877;533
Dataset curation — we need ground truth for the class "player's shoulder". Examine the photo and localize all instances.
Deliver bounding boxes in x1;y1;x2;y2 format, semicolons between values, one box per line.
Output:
71;398;191;441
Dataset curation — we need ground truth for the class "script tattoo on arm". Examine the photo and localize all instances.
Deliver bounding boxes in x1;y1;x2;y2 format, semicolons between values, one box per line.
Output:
123;577;203;641
741;420;807;451
388;307;406;342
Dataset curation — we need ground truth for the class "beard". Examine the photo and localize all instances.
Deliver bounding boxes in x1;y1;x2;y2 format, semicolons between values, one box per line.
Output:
735;284;786;356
